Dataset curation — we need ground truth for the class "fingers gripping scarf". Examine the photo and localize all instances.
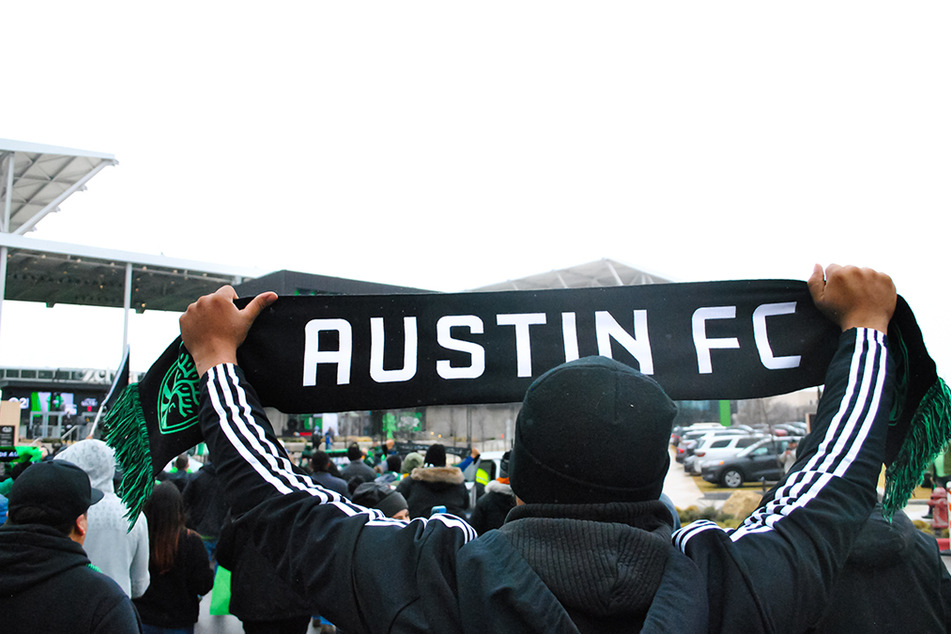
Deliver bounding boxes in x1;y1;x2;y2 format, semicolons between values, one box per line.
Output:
102;280;949;525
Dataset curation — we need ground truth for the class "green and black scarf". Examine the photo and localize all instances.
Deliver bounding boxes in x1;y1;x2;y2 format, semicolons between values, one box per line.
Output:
102;279;949;522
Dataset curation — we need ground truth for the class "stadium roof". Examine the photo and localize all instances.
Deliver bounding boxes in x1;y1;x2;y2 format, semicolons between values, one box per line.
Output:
1;139;262;312
471;258;671;291
1;232;262;312
1;138;118;235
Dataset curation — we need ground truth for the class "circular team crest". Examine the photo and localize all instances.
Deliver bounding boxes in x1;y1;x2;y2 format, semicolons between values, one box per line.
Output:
157;344;200;435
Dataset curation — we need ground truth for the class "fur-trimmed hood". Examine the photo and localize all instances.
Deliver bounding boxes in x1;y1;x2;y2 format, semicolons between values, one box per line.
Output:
410;466;464;485
485;479;514;496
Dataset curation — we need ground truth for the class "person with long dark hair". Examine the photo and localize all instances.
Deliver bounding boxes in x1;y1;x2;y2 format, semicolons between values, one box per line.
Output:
133;481;214;634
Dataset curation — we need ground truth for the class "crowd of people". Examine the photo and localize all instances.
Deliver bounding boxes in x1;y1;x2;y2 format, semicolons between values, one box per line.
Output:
2;264;951;632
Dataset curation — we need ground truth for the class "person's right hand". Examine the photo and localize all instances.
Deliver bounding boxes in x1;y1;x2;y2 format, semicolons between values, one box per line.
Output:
807;264;896;333
180;285;277;376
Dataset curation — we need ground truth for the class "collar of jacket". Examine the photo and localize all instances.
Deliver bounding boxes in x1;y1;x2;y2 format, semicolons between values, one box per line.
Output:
410;466;464;485
0;524;92;595
499;500;673;621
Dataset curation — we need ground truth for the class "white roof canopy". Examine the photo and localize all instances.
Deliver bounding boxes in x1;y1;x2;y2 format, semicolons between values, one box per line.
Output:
0;139;262;361
1;139;118;235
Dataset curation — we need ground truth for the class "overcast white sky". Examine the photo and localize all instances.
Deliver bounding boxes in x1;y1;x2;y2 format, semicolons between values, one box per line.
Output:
2;2;949;377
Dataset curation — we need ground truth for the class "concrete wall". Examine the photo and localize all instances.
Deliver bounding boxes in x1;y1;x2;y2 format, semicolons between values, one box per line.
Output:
422;403;519;453
267;402;519;455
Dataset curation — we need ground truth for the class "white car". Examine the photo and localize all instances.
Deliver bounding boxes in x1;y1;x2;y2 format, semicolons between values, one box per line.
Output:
675;427;751;463
684;434;766;475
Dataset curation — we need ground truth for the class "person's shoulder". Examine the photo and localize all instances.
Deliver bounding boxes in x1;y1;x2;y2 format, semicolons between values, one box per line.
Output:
68;561;131;599
59;566;139;634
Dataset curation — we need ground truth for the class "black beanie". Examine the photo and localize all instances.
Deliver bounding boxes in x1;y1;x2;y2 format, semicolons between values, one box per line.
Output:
509;355;677;505
424;443;446;467
385;454;402;473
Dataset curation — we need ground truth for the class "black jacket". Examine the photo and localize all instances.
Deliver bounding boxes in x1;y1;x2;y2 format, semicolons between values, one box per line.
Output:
183;462;229;540
807;505;951;632
132;528;214;628
396;465;469;518
218;518;312;623
0;523;141;633
468;479;516;535
198;328;894;633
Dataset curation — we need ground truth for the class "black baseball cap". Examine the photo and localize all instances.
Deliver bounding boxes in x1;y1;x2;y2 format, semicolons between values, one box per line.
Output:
7;460;104;524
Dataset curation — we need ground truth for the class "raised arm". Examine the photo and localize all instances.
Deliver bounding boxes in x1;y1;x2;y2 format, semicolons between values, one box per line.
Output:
674;264;897;632
179;286;477;631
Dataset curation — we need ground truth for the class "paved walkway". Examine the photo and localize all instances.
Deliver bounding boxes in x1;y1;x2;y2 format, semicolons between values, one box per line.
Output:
661;447;706;510
195;597;326;633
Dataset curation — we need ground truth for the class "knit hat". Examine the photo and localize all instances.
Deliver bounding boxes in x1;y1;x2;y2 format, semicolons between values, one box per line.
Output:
352;481;408;518
402;452;424;474
424;443;446;467
7;460;104;525
509;355;677;504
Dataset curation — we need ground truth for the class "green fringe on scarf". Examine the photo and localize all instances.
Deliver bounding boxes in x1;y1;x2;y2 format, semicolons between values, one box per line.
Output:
101;384;155;528
883;377;951;519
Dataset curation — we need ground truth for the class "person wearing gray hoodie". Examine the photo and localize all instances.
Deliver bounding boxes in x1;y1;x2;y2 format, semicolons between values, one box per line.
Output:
55;439;151;598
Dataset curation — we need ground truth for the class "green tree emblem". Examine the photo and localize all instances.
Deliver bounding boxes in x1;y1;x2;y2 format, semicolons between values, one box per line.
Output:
157;345;200;435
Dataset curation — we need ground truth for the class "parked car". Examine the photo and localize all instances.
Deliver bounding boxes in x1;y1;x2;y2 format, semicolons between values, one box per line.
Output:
670;422;724;446
701;437;797;488
675;427;752;463
684;434;766;475
774;422;809;437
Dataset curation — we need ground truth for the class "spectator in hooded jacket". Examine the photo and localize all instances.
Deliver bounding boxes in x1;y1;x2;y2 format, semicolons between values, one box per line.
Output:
55;439;151;598
399;452;424;480
395;443;469;519
0;460;141;632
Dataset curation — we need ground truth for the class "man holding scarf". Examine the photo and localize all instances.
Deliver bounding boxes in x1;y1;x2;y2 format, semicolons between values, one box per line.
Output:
178;264;898;633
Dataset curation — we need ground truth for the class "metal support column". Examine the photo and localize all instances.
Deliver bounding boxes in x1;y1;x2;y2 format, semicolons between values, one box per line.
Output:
122;262;132;354
0;152;15;337
0;245;7;333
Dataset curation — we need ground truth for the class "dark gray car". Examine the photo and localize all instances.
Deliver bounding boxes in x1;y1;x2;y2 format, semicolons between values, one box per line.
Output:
701;438;796;488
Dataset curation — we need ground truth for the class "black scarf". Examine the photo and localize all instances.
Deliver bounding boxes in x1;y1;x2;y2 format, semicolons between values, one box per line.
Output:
102;279;949;523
